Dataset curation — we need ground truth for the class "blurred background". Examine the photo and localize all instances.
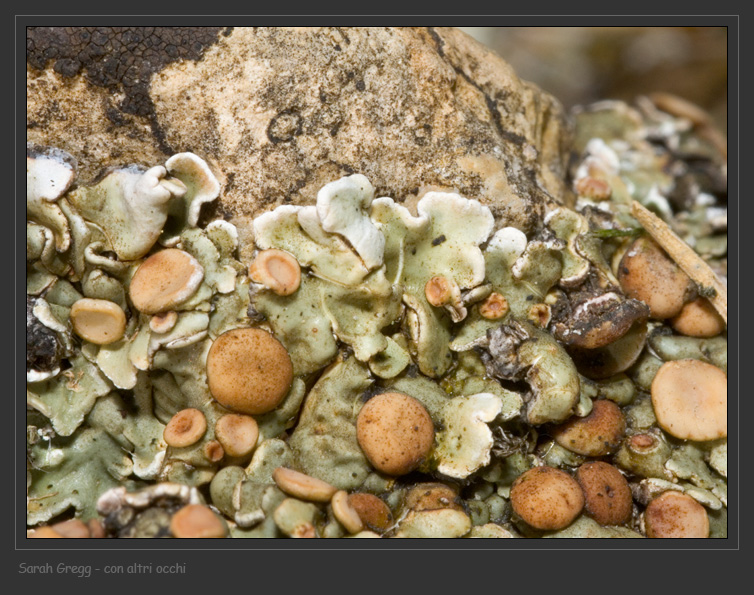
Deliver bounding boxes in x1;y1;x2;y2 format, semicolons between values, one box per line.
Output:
460;27;727;132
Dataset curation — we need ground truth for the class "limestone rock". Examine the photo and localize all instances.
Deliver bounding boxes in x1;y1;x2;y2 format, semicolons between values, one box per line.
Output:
27;26;573;261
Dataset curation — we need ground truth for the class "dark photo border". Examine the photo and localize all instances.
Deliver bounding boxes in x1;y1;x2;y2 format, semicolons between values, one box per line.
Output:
9;10;745;588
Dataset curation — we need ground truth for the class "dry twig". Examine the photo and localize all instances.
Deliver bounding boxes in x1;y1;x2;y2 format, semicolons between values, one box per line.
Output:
631;201;727;324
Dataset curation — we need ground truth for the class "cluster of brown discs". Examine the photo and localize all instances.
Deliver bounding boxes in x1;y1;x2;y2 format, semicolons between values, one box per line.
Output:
114;206;725;540
509;462;633;532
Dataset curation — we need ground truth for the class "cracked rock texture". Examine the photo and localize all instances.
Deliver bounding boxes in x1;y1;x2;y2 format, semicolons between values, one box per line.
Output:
27;26;573;260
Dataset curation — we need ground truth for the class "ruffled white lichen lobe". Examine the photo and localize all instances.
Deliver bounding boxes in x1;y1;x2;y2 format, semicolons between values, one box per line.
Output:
27;146;77;252
253;205;369;287
413;192;494;288
435;393;503;479
544;207;591;287
316;174;385;270
27;147;77;202
165;152;221;228
371;191;493;377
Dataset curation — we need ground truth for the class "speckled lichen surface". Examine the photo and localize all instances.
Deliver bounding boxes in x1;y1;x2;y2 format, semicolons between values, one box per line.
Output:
26;27;727;539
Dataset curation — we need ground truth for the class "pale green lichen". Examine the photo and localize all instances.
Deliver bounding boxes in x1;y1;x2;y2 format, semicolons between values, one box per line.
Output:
648;334;727;374
253;188;494;378
466;523;516;538
489;452;534;499
251;195;402;373
253;205;369;286
208;439;292;529
253;275;339;375
27;427;133;524
372;194;493;376
544;208;591;287
393;509;472;538
665;444;727;506
368;334;411;379
434;393;504;479
25;151;274;528
67;165;183;261
81;269;128;311
628;351;665;392
209;439;294;528
580;373;636;407
256;378;307;440
389;373;450;422
485;320;580;425
449;226;561;352
87;377;166;480
287;357;373;490
543;515;644;538
708;506;728;539
573;387;595;418
708;441;727;478
458;375;523;421
26;128;727;538
273;498;322;538
27;354;112;436
539;440;587;468
319;270;402;362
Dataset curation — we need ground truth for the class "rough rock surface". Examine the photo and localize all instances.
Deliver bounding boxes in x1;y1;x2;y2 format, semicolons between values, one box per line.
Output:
27;26;573;261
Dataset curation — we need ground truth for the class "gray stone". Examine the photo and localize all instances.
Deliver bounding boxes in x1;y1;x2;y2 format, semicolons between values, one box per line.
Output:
27;27;572;261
